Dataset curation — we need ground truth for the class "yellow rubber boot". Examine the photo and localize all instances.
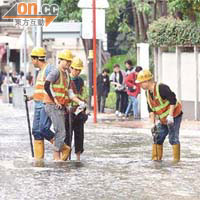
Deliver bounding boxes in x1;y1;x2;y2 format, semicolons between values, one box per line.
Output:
34;140;44;160
61;144;71;161
172;144;180;161
152;144;163;161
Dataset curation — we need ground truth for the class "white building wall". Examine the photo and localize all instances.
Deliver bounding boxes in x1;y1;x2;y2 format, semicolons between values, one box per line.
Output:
181;53;196;101
162;52;200;101
162;53;178;96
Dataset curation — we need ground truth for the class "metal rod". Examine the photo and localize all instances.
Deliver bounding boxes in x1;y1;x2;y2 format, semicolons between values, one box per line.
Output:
23;88;34;157
93;0;97;123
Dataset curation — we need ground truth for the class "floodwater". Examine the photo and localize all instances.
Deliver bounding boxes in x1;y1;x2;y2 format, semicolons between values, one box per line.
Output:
1;104;200;200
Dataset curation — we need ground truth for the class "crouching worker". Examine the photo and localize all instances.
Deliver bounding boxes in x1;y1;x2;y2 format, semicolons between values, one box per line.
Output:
136;70;183;162
26;47;55;160
44;50;85;161
64;57;88;161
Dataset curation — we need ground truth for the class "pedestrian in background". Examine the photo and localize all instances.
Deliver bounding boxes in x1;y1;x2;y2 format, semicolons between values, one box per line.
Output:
136;69;182;161
125;60;135;75
110;64;127;117
125;66;143;119
0;71;6;94
97;68;110;113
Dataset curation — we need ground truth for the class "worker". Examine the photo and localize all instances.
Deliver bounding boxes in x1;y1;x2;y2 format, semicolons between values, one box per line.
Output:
44;50;86;161
64;57;88;161
136;69;183;161
25;47;55;160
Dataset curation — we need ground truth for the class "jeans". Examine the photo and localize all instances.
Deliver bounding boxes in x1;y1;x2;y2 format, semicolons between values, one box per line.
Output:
45;104;66;151
125;96;139;118
98;95;107;113
32;104;54;141
155;114;182;145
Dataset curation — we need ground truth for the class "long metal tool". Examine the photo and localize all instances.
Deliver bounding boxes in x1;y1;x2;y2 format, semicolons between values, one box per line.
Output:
23;88;34;157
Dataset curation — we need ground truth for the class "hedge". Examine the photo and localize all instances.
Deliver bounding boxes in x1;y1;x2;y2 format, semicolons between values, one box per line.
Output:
147;17;200;46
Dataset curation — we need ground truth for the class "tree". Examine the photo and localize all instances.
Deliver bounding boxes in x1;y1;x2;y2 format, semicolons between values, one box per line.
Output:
43;0;81;22
168;0;200;22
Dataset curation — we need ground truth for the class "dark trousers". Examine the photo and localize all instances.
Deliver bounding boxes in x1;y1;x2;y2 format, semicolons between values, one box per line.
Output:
64;112;88;154
98;95;107;113
115;91;128;114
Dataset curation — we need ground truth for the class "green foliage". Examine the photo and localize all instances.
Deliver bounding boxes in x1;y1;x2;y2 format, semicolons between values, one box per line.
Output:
105;90;116;109
168;0;200;20
81;86;89;102
44;0;81;22
147;17;200;46
103;51;137;73
134;0;152;15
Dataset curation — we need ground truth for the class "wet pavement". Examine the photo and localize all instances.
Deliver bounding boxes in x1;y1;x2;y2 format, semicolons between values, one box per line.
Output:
1;101;200;200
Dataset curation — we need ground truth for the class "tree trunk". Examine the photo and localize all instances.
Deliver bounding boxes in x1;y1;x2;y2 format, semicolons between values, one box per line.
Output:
162;0;168;16
157;0;162;18
153;1;157;20
137;11;147;42
143;13;149;31
131;2;140;41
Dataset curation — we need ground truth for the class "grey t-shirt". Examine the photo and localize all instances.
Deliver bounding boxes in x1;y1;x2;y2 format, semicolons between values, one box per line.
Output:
46;68;66;83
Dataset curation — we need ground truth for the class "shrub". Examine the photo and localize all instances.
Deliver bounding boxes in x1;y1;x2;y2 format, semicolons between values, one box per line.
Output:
147;17;200;46
103;51;137;74
105;90;116;109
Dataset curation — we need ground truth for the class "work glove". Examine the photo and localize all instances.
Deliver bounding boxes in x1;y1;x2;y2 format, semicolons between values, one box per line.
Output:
24;94;29;102
166;115;174;125
78;101;87;109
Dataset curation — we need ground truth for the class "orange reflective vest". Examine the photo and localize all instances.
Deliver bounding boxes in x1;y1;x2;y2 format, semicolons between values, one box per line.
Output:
146;83;182;124
44;69;71;106
33;66;47;101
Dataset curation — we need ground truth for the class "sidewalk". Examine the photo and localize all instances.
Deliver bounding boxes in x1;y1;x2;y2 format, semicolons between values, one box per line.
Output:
88;111;200;132
0;94;199;132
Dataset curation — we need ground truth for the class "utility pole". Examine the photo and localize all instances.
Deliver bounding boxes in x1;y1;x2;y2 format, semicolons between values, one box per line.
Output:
92;0;97;123
37;0;42;47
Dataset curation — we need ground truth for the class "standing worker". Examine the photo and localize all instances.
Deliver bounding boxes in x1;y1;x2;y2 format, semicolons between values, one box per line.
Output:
136;69;183;161
25;47;55;160
64;57;88;161
44;50;86;161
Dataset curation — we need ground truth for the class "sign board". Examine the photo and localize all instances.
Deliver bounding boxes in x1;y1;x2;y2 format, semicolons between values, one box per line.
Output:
82;9;105;40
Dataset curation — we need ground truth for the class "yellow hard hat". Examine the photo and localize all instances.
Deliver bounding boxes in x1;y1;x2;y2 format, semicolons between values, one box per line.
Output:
71;57;84;70
31;47;46;57
135;69;153;83
58;50;73;61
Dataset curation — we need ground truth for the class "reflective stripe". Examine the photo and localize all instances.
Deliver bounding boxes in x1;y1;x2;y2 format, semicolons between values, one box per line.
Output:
54;93;65;97
147;83;180;120
151;101;169;112
52;85;65;89
159;109;170;119
35;89;44;93
146;83;170;118
33;66;47;101
147;84;170;112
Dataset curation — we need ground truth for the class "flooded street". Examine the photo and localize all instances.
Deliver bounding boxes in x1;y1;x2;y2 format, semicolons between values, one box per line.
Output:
1;103;200;200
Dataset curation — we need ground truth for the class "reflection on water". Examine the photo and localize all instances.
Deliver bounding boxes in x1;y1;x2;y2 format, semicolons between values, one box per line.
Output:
0;111;200;199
